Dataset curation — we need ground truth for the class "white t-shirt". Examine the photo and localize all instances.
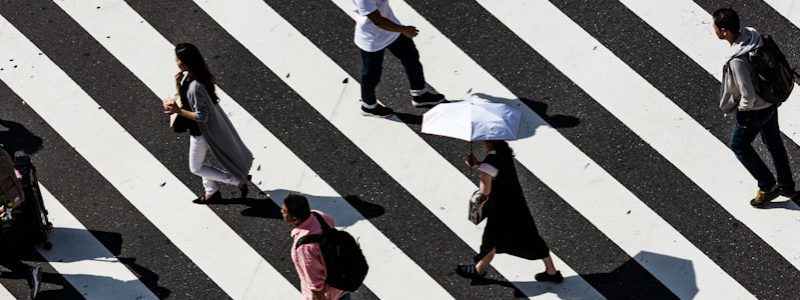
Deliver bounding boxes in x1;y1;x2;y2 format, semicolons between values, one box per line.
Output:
352;0;402;52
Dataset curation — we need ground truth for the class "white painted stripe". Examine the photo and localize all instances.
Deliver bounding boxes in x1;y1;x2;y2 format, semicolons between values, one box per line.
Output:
328;0;759;298
618;0;800;159
194;0;600;298
51;1;451;299
618;0;800;273
475;0;759;298
0;14;298;300
0;283;15;300
765;0;800;23
35;185;157;299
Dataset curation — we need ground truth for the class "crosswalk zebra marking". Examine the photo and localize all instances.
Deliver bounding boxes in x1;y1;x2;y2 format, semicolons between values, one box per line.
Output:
471;0;767;298
618;0;800;150
0;280;14;299
37;184;157;299
329;0;760;298
0;0;797;298
618;0;800;273
192;0;599;298
765;0;800;23
0;13;299;299
51;1;453;298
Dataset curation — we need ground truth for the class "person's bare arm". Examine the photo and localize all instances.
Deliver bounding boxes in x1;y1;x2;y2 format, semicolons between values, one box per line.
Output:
366;10;418;38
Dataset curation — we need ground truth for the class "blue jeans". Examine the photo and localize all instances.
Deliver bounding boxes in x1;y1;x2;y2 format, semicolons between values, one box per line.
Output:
359;35;426;106
730;105;795;192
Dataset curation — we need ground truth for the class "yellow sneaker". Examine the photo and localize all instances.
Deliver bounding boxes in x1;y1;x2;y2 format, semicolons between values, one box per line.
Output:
750;185;780;208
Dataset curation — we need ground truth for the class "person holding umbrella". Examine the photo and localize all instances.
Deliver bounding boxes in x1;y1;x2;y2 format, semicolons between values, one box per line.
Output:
457;140;562;282
420;94;562;282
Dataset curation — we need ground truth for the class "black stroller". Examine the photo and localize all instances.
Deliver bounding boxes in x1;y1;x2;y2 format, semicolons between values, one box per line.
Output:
0;149;52;250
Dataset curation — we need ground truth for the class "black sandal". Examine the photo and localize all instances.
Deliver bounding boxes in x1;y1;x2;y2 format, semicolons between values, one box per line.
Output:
534;271;564;283
455;264;486;279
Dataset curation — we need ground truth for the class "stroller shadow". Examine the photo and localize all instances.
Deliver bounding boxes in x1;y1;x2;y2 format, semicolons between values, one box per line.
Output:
17;228;171;299
0;119;43;156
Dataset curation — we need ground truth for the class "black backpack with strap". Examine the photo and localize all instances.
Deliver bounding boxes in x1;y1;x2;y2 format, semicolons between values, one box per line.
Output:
748;34;798;103
295;212;368;292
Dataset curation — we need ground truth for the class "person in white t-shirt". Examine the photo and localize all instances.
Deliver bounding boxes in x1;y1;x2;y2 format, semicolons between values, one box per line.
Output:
352;0;446;117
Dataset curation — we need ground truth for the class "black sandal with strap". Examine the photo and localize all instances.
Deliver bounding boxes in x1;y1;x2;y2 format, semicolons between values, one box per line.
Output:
193;191;222;204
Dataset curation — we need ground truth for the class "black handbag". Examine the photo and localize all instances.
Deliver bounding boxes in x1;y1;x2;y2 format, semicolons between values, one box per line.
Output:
468;190;489;225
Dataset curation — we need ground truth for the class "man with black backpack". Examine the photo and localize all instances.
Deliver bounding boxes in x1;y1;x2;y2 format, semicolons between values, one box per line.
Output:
713;8;797;207
282;194;368;300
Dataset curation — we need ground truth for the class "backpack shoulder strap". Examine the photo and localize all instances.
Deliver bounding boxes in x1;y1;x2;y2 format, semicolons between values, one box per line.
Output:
310;211;332;232
295;234;323;249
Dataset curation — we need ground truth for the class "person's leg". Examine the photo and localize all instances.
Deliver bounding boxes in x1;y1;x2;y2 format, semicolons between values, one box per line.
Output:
189;135;240;195
359;48;385;108
535;255;564;283
730;111;776;191
386;35;426;93
475;248;496;275
759;107;796;195
387;36;445;107
542;256;557;274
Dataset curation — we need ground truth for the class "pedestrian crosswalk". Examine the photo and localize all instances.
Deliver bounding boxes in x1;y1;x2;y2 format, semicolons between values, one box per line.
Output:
1;0;799;299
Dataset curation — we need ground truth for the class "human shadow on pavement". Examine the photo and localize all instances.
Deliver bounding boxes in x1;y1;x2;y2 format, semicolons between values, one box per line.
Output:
393;112;423;125
0;119;43;156
761;194;800;211
257;189;386;227
199;195;284;220
454;250;686;299
196;189;385;227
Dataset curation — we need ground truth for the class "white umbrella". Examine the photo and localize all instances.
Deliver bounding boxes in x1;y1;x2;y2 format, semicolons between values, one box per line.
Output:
421;95;521;141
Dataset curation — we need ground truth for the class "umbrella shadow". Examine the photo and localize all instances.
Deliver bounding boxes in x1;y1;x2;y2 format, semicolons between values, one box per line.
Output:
0;119;44;156
470;93;580;140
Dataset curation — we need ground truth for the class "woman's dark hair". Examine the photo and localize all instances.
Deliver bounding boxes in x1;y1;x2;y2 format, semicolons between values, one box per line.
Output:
490;140;514;157
175;43;219;103
713;8;740;33
284;194;311;221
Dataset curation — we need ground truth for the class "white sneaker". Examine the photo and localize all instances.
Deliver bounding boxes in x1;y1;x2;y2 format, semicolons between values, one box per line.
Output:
30;264;41;299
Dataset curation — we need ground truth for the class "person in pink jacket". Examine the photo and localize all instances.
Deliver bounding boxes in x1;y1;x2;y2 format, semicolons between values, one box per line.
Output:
282;194;350;300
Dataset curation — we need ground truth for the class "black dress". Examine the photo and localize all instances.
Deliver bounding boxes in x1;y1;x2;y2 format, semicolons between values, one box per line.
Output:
474;152;550;262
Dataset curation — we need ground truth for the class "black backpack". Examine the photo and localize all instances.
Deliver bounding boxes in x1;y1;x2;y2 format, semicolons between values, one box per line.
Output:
748;34;798;103
295;212;368;292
